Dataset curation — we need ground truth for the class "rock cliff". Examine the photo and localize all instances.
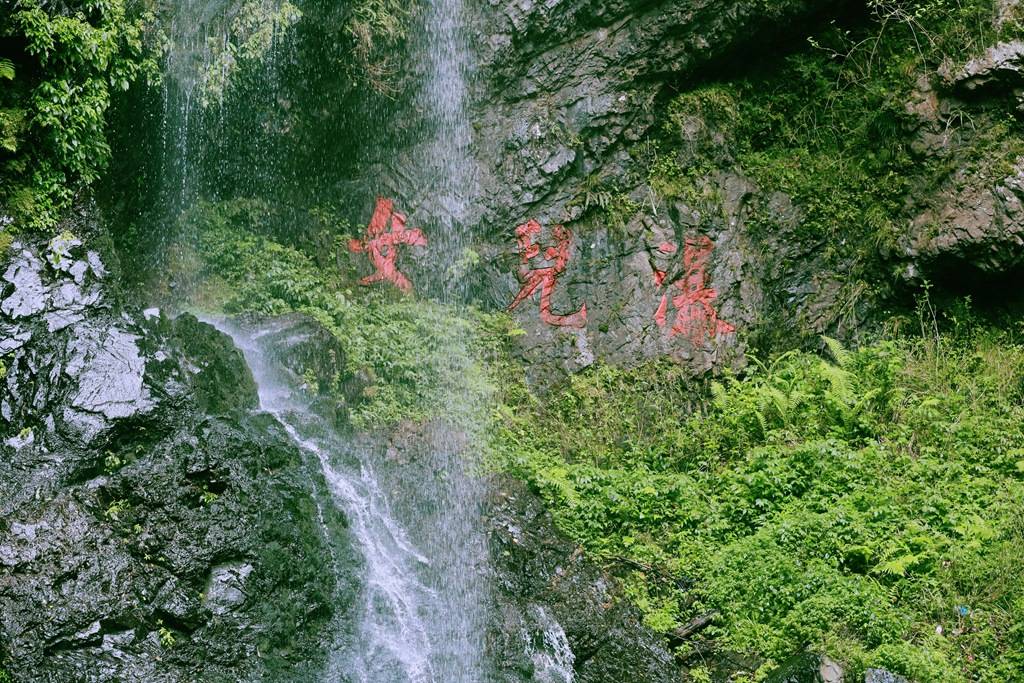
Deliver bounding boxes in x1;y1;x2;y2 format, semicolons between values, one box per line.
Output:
0;235;352;681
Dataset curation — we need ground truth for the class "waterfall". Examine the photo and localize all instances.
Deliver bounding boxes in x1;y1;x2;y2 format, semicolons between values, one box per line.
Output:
202;311;491;682
162;0;494;679
401;0;492;678
202;318;439;681
418;0;477;233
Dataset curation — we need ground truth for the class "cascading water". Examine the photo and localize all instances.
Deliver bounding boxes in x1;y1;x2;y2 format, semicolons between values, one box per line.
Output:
159;0;494;680
391;0;494;680
417;0;478;237
201;317;491;682
202;318;439;681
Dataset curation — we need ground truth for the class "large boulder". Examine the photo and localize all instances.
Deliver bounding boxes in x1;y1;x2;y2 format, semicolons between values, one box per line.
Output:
0;237;354;682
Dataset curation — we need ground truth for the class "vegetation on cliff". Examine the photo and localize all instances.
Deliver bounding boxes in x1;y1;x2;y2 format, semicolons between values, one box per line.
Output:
641;0;1024;343
172;200;512;429
0;0;158;229
492;307;1024;681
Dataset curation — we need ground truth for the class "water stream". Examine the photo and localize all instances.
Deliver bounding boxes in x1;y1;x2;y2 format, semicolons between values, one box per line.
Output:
204;318;439;681
161;0;494;678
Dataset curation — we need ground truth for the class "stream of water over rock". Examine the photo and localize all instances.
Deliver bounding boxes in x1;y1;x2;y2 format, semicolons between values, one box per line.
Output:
161;0;493;680
203;317;439;681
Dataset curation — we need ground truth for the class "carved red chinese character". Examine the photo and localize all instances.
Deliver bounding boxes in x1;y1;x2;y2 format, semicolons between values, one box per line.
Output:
348;197;427;294
653;236;734;344
507;219;587;328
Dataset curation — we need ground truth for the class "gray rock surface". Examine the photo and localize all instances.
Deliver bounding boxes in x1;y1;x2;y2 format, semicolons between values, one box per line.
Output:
0;239;352;682
442;0;873;375
899;44;1024;280
947;40;1024;94
903;155;1024;275
864;668;910;683
450;0;1024;376
487;477;683;682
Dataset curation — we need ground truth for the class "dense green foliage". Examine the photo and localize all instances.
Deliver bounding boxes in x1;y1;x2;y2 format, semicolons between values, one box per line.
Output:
175;200;512;429
644;0;1024;329
0;0;158;229
492;315;1024;680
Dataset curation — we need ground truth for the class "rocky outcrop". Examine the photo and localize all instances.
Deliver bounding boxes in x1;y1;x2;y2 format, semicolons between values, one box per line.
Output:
457;0;1024;374
449;0;861;375
903;155;1024;276
946;40;1024;97
487;477;682;683
898;46;1024;282
470;0;837;225
0;238;351;682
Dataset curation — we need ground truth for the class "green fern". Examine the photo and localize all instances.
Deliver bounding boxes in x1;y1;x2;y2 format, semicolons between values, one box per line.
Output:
822;335;852;367
873;552;920;578
765;386;792;426
820;361;853;404
0;59;14;81
710;380;728;407
752;406;770;437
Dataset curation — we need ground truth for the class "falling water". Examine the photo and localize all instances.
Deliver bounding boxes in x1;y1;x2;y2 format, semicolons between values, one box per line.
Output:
417;0;478;234
398;0;493;678
161;0;230;214
531;607;576;683
164;0;493;678
205;317;439;681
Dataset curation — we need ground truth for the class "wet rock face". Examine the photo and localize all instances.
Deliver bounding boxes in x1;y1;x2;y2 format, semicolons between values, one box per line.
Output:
487;478;683;683
455;0;854;375
458;0;1024;373
244;313;365;428
0;239;348;682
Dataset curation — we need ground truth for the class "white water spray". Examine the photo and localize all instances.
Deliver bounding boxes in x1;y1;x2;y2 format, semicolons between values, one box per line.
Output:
205;317;439;682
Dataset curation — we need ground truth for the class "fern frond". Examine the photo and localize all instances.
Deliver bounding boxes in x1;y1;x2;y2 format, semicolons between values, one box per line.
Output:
767;387;791;426
0;59;14;81
819;362;853;403
822;335;852;368
754;408;769;437
873;553;919;577
710;380;728;408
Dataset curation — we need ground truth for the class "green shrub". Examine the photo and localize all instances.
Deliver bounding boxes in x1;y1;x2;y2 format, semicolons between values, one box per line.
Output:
0;0;159;229
178;200;514;430
490;321;1024;680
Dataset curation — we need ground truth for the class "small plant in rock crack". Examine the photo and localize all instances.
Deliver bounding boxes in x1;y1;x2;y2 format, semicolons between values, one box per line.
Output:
104;500;130;521
103;451;125;472
301;367;319;394
156;620;176;648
